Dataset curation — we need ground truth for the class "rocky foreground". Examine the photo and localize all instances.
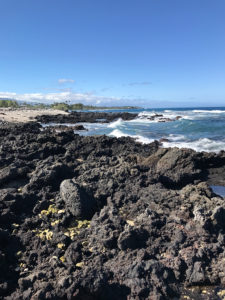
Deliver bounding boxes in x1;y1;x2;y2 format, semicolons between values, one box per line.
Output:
1;121;225;299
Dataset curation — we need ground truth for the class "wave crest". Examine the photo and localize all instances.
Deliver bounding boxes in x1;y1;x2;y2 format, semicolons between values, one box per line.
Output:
109;129;154;144
107;118;124;128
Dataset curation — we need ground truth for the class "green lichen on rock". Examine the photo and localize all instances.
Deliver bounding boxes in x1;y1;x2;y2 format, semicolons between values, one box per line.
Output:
39;204;58;217
64;220;90;239
36;229;53;240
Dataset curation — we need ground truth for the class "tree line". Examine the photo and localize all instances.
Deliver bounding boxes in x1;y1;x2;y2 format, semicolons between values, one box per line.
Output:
0;99;139;110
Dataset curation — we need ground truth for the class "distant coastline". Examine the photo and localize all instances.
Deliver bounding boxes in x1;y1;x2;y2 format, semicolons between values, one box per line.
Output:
0;99;140;111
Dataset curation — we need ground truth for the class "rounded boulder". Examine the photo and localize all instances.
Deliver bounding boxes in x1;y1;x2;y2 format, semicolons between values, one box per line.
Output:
60;179;96;219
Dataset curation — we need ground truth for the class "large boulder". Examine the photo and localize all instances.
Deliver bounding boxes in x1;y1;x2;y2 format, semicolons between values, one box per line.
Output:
156;148;201;186
60;179;97;219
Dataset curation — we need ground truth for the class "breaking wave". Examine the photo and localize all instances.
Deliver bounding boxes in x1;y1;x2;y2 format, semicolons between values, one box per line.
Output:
162;138;225;153
109;129;154;144
109;129;225;153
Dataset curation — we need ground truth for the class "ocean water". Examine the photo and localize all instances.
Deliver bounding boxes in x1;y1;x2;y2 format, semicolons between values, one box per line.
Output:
46;107;225;153
75;107;225;153
211;185;225;197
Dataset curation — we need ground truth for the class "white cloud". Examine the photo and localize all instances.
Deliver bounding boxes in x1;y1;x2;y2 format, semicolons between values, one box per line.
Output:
58;78;75;84
0;91;125;106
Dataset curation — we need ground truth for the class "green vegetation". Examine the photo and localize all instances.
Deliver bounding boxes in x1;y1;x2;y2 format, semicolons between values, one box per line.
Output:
0;99;19;108
50;102;69;111
50;102;110;111
25;103;47;109
50;102;139;111
0;99;140;111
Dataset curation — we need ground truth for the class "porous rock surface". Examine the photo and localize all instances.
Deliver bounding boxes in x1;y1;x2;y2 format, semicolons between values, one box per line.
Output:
1;122;225;299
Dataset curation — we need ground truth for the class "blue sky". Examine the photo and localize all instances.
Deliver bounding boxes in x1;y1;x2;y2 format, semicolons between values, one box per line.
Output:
0;0;225;107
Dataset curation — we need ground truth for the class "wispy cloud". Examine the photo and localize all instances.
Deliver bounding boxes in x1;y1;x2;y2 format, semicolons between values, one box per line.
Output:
128;81;152;86
126;81;152;86
58;78;75;84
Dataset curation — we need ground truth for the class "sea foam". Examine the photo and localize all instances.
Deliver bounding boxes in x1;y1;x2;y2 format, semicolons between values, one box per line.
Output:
162;138;225;153
193;110;225;114
109;129;154;144
107;118;124;128
110;129;225;153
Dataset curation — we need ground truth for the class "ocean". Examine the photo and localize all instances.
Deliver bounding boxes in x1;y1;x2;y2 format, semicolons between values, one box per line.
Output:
43;107;225;153
74;107;225;153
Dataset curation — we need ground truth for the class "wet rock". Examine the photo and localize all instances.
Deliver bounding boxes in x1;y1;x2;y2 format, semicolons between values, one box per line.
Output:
158;117;174;122
73;125;87;131
159;138;170;143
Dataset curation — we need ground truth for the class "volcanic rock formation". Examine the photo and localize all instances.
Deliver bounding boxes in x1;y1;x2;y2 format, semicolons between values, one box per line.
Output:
0;121;225;299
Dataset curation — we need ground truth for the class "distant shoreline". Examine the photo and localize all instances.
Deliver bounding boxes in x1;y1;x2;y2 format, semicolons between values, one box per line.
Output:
0;107;68;123
0;99;141;111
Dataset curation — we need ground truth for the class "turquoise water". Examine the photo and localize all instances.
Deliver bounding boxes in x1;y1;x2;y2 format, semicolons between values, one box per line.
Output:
77;107;225;153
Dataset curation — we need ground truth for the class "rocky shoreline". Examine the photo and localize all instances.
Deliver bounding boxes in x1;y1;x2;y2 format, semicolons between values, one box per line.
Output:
36;111;138;124
35;111;183;124
1;116;225;299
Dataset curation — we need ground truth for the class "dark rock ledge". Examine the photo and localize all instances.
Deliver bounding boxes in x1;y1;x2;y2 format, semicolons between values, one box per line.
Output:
1;122;225;299
36;111;138;124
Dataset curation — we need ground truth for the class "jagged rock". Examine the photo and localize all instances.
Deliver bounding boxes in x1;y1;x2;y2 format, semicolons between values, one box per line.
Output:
187;261;206;285
118;227;148;250
156;148;201;186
